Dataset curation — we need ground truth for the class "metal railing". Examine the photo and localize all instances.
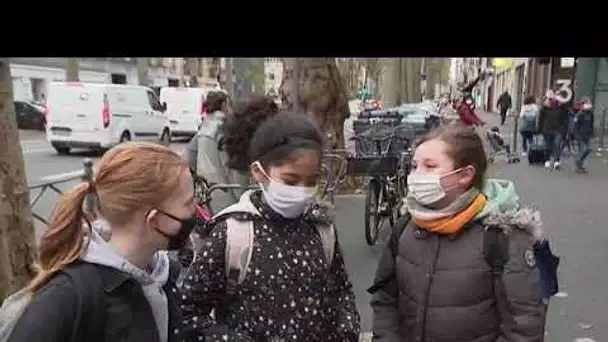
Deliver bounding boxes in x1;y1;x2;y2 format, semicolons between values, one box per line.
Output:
28;159;94;225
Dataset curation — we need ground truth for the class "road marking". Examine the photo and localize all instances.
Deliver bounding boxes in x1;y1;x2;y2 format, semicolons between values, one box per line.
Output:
39;170;84;183
20;139;46;143
22;147;55;154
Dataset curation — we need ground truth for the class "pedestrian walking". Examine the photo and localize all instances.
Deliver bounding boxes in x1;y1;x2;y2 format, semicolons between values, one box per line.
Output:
4;142;198;342
538;90;570;169
455;95;484;127
573;97;595;173
180;113;360;342
497;91;512;125
369;124;555;342
185;93;278;212
519;95;539;156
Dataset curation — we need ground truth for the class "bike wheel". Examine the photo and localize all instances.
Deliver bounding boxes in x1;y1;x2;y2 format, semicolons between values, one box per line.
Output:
365;179;381;245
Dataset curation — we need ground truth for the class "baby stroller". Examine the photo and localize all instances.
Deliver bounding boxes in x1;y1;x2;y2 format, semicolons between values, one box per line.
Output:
485;126;520;164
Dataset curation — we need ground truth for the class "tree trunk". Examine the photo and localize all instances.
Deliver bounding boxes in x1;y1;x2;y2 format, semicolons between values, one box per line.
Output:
66;58;79;82
406;58;422;103
187;58;200;87
0;59;38;300
280;58;349;150
400;58;409;104
224;58;234;96
279;58;299;112
380;58;400;108
137;58;149;86
365;58;380;98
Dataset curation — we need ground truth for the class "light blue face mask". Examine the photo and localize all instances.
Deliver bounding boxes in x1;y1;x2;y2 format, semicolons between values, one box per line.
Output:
253;161;316;218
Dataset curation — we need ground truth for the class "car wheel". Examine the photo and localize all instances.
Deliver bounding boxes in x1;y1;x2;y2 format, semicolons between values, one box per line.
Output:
53;145;70;155
120;132;131;143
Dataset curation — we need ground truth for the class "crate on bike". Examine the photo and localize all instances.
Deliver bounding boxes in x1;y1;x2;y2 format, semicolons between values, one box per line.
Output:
346;155;399;176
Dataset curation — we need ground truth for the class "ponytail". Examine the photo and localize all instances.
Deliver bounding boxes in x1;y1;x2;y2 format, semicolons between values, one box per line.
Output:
26;182;90;292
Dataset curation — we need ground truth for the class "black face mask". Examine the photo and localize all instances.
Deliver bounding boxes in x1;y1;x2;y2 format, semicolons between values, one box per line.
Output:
153;210;197;250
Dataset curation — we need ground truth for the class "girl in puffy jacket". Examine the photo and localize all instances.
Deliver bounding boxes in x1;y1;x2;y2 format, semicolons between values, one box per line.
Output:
370;124;552;342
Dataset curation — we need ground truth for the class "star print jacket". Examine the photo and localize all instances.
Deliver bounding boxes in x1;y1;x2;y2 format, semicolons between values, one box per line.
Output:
180;190;361;342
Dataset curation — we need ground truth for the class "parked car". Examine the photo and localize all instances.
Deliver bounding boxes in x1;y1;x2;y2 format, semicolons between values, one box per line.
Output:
45;82;171;155
14;100;46;131
359;98;382;112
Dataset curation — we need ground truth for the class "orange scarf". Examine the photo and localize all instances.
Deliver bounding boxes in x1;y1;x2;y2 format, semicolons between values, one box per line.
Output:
412;193;487;234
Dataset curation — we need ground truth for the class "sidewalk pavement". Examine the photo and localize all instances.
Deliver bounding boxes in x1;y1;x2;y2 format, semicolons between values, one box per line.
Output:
476;108;608;165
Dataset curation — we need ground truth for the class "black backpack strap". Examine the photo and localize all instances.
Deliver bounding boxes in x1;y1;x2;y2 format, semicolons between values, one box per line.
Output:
389;213;410;258
483;225;509;275
483;225;511;319
62;262;107;342
367;213;411;295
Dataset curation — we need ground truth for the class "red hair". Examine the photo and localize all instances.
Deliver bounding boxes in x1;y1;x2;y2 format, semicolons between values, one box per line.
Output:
26;142;187;292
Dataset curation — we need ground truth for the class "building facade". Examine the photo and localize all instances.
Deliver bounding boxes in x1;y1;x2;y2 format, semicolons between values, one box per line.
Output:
574;58;608;130
264;58;283;97
9;58;182;102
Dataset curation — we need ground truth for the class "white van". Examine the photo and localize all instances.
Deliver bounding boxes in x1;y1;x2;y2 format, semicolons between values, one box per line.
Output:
45;82;171;154
159;87;226;139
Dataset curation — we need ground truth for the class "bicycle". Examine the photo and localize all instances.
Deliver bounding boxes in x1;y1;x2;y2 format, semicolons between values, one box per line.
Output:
319;150;349;204
348;123;415;245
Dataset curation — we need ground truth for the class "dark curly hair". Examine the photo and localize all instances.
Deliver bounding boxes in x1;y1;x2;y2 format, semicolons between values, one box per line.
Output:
249;112;323;169
221;95;279;171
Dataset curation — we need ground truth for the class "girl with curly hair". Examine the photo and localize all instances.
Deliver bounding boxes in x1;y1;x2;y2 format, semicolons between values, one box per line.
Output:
185;94;279;213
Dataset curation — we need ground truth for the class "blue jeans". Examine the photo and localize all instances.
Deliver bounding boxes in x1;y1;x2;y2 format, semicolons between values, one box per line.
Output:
520;131;534;152
543;133;563;163
576;139;591;168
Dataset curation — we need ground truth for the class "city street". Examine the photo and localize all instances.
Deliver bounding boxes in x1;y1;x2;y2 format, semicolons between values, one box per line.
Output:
19;110;608;341
20;131;188;237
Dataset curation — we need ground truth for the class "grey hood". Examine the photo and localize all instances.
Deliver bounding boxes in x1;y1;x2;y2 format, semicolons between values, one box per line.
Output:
82;222;170;342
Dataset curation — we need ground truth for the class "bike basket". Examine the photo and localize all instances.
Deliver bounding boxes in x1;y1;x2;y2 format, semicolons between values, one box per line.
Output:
390;124;417;153
354;123;398;156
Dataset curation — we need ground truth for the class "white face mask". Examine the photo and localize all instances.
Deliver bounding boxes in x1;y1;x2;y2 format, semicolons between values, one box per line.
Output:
583;103;592;110
407;168;463;205
253;161;316;218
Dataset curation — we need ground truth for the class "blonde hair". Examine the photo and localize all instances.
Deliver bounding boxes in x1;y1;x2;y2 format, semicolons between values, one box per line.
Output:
27;142;188;292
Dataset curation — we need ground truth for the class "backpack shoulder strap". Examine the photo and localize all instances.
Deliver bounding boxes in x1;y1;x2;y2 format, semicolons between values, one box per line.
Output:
390;213;411;258
483;225;509;275
62;262;107;342
224;217;255;296
367;213;411;295
315;223;336;268
212;190;260;220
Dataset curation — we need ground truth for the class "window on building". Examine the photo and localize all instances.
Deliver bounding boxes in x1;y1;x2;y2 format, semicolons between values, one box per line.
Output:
268;73;275;81
111;73;127;84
